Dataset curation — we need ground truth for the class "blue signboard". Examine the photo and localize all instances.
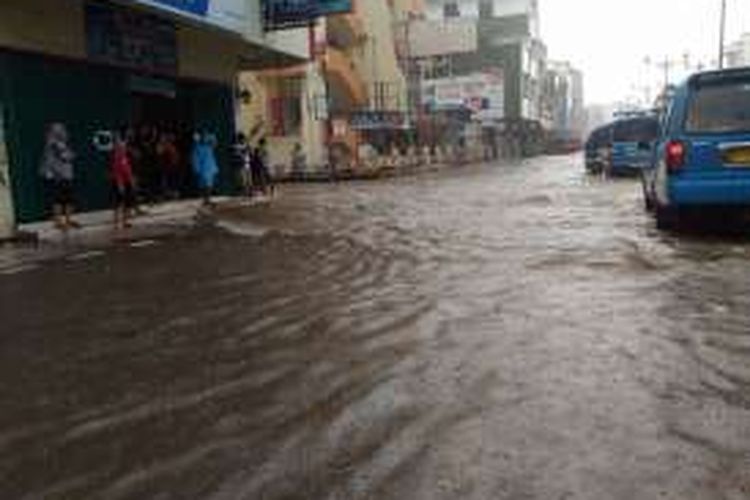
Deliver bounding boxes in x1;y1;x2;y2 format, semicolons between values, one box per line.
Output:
263;0;352;30
149;0;210;16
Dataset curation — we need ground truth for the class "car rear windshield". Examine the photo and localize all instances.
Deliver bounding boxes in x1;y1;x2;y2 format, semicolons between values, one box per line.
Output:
686;80;750;134
613;119;658;142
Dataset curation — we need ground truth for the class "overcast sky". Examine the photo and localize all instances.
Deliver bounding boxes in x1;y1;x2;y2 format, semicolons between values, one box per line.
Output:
540;0;750;105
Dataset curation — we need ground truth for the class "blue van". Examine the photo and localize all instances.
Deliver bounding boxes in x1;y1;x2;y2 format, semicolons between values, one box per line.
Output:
584;124;613;174
609;116;659;176
643;68;750;228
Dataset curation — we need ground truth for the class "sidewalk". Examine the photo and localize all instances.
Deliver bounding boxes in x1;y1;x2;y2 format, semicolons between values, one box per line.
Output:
19;198;216;244
0;196;273;274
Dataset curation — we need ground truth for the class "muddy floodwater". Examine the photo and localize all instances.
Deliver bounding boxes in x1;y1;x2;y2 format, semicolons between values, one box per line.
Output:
2;156;750;499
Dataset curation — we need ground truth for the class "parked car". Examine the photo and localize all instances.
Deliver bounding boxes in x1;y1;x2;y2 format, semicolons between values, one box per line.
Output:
584;124;612;174
608;116;659;176
643;67;750;229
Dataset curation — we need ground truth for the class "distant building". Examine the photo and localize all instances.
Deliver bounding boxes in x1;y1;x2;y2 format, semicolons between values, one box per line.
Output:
725;33;750;68
420;0;548;157
584;103;618;136
544;60;585;144
239;0;413;175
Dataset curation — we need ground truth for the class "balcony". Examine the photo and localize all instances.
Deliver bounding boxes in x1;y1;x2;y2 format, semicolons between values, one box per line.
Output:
326;0;364;48
324;47;367;107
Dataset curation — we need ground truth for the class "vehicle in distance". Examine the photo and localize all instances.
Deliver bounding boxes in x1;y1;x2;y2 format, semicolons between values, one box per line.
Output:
584;124;612;174
609;116;659;176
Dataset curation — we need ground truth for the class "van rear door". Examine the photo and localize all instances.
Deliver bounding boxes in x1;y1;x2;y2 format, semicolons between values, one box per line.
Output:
685;75;750;172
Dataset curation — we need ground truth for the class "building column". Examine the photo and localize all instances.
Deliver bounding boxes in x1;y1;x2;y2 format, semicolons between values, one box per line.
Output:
0;100;15;239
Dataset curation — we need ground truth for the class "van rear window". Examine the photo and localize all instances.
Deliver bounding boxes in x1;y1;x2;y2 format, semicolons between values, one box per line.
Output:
612;119;658;142
686;81;750;133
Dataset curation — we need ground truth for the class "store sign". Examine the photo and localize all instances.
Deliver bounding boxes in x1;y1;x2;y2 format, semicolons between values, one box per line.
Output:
86;2;178;74
350;111;408;131
422;72;505;121
263;0;352;30
408;19;477;58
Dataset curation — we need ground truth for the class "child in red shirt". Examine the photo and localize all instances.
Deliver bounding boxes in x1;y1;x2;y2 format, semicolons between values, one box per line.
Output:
111;132;136;230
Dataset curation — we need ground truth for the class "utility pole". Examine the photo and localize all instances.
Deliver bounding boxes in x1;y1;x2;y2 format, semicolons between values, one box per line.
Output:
719;0;727;69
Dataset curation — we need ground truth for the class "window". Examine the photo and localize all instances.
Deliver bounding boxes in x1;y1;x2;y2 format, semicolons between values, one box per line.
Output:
686;81;750;134
479;1;493;18
443;2;460;18
269;78;303;137
613;118;659;142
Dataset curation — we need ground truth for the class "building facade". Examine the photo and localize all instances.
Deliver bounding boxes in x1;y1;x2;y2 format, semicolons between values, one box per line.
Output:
725;33;750;69
239;0;414;176
0;0;305;227
419;0;548;156
544;60;585;148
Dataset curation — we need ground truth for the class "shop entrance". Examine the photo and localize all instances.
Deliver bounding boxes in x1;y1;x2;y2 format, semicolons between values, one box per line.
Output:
131;92;182;131
128;80;197;200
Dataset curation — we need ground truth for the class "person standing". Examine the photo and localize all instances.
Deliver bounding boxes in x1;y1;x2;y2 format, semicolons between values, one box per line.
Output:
231;133;252;197
251;137;274;197
157;132;181;199
110;131;136;230
291;142;306;179
140;125;160;204
39;122;79;230
191;132;219;207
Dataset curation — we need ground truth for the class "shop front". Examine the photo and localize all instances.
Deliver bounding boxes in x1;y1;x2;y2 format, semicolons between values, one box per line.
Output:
0;0;303;223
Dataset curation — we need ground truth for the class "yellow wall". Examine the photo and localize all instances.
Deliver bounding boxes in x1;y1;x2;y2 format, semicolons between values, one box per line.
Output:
0;0;86;59
238;65;328;172
389;0;426;19
356;0;408;112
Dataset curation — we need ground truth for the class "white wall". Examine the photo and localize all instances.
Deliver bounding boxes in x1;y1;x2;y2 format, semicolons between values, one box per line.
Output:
409;19;478;58
425;0;536;19
726;34;750;68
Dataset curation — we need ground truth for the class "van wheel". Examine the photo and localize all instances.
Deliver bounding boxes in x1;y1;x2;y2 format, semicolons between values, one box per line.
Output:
640;173;654;212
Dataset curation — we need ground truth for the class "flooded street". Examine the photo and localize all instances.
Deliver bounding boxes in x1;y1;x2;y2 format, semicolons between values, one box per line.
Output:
2;155;750;499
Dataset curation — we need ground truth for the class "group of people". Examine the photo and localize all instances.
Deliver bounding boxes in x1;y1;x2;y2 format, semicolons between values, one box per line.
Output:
39;122;270;232
231;133;273;199
110;127;224;230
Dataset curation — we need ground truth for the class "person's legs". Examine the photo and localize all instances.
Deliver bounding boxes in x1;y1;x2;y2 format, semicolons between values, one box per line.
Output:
264;169;275;197
114;203;123;230
56;180;79;229
242;169;253;198
52;204;65;229
63;204;80;228
200;179;213;207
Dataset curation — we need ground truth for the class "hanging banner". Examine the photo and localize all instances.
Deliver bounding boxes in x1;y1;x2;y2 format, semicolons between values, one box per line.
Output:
350;111;408;131
422;72;505;122
263;0;352;30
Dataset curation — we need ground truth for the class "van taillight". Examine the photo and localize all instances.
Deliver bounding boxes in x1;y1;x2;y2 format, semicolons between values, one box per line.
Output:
666;140;685;172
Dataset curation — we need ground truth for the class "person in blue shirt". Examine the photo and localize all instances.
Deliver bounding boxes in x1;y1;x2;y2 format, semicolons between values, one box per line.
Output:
191;131;219;207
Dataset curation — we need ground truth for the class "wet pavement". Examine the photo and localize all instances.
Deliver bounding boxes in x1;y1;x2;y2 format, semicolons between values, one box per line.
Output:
2;155;750;499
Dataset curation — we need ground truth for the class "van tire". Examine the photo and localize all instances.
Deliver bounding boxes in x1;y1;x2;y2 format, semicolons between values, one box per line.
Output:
640;173;655;212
